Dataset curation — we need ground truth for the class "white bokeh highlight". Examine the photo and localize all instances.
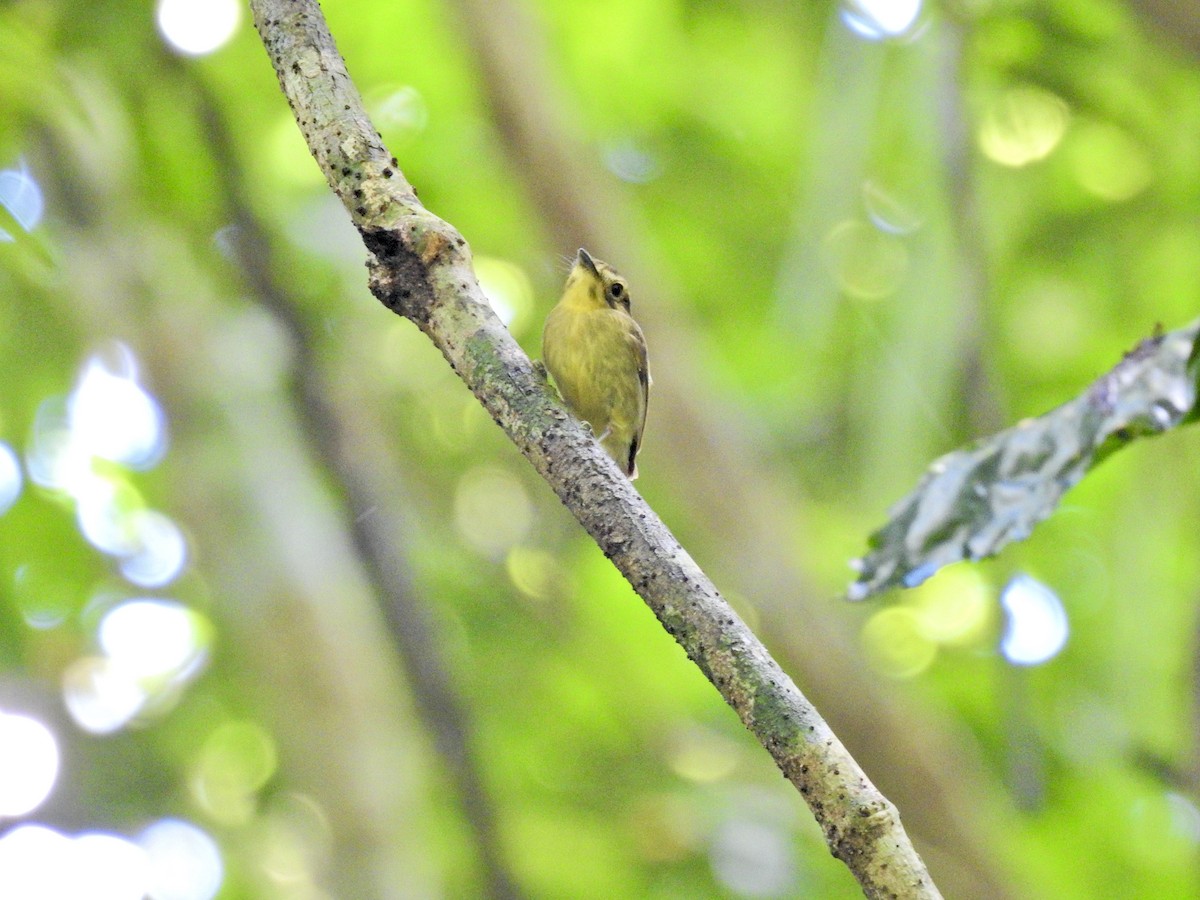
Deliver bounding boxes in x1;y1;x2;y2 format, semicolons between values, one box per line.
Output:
0;826;153;900
69;349;165;470
842;0;922;40
157;0;241;56
117;511;188;588
0;712;59;816
99;600;203;680
0;441;22;516
0;165;44;241
1000;574;1069;666
62;656;148;735
139;819;223;900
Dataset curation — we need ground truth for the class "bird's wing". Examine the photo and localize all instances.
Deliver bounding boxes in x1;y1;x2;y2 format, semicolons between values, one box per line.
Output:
629;322;650;452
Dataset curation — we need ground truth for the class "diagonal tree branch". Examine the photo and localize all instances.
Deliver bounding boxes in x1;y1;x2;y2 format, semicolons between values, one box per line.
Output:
442;3;1015;894
250;3;941;896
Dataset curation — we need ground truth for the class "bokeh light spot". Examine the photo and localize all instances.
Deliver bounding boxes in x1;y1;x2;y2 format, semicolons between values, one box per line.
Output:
139;819;224;900
191;721;278;826
27;396;85;492
861;606;937;677
0;165;44;240
841;0;923;40
117;510;188;588
821;219;909;300
629;795;702;864
0;827;160;900
979;86;1069;167
28;344;166;492
157;0;241;57
75;474;146;558
285;194;369;266
70;345;166;470
862;178;923;235
0;825;75;897
454;466;532;559
475;257;534;331
99;599;206;680
1004;276;1091;374
429;392;485;450
999;574;1068;665
63;655;147;734
72;833;150;900
0;440;22;515
1068;120;1152;202
13;563;74;629
602;139;661;184
1168;792;1200;845
912;567;992;645
0;712;59;816
506;546;568;602
24;345;183;591
667;729;739;784
375;319;433;387
366;85;429;144
710;817;797;896
260;793;334;888
1129;791;1200;866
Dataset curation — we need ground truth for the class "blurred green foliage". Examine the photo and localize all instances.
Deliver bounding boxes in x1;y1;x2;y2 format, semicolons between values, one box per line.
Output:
2;0;1200;897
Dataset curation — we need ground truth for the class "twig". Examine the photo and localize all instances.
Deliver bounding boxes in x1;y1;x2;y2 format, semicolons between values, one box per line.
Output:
249;2;942;895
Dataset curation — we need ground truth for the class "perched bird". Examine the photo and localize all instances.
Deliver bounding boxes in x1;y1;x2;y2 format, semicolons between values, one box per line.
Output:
542;248;651;479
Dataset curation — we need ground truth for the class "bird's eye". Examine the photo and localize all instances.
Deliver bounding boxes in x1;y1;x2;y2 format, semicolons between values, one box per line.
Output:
607;282;625;301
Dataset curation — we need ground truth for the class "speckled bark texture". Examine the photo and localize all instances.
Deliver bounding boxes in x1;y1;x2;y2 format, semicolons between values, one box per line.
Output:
251;2;942;896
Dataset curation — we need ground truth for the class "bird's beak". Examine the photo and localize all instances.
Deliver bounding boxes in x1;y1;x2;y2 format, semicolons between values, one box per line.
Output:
577;247;600;278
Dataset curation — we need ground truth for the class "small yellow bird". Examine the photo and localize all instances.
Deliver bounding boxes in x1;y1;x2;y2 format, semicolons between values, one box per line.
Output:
542;248;651;479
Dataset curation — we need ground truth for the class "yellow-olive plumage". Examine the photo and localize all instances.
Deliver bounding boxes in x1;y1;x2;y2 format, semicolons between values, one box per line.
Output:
543;248;650;479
